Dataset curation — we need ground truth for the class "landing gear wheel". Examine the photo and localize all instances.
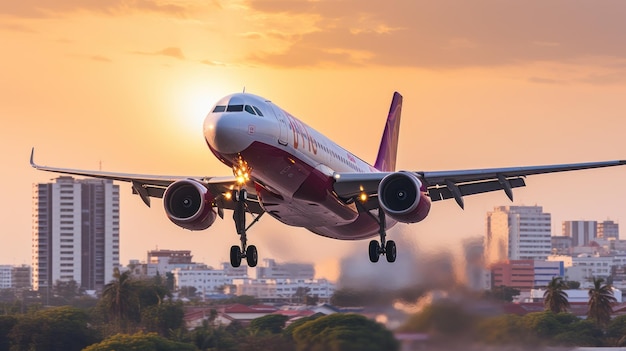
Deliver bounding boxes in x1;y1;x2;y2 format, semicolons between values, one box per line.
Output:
385;240;397;263
230;245;242;268
369;240;381;263
246;245;258;267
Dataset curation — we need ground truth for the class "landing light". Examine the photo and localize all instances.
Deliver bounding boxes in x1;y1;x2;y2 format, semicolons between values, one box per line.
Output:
359;193;368;202
224;192;232;200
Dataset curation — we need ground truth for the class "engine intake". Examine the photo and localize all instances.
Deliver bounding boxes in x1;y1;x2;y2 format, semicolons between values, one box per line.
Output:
163;179;217;230
378;171;431;223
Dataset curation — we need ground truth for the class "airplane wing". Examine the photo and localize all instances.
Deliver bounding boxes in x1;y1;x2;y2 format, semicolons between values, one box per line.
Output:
29;148;264;214
332;160;626;210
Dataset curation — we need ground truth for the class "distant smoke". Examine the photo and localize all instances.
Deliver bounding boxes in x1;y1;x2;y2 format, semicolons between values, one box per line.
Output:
336;227;458;292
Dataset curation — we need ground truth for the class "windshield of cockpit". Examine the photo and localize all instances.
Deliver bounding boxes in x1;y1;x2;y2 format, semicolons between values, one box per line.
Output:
212;102;264;116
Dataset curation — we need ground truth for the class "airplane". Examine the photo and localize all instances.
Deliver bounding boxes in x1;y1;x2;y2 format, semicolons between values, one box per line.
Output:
31;91;626;268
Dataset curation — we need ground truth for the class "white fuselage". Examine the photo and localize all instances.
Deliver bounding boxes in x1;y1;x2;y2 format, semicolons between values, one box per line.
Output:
203;93;387;240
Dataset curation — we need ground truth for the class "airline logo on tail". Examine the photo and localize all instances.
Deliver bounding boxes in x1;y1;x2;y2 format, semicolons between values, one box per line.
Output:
374;92;403;172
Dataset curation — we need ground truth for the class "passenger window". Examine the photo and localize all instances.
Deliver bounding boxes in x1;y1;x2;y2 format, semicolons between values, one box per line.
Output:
227;105;244;112
253;106;264;116
244;105;256;115
213;105;226;112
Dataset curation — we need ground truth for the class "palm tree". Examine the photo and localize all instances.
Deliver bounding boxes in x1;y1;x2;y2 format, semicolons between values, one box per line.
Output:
543;276;570;313
587;276;617;327
101;267;135;331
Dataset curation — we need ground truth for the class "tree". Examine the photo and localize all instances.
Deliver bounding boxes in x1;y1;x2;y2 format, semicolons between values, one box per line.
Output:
83;332;196;351
292;287;310;304
53;279;81;301
0;315;17;350
482;285;521;302
587;276;617;327
179;286;198;298
292;313;399;351
544;277;570;313
100;267;136;331
250;314;289;334
399;301;475;337
190;321;237;351
141;302;185;336
8;306;97;351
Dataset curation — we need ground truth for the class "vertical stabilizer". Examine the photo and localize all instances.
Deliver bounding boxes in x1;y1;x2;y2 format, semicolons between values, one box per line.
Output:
374;92;403;172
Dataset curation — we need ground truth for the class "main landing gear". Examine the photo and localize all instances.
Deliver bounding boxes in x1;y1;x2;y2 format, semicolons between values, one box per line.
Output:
367;208;397;263
229;189;264;268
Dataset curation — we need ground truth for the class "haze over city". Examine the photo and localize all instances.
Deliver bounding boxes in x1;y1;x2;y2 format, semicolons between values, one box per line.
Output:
2;1;626;281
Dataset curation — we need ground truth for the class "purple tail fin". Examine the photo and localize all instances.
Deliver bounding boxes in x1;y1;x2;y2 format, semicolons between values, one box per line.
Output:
374;92;403;172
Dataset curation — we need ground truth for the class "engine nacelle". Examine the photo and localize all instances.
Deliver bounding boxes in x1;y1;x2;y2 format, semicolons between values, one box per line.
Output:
378;171;431;223
163;179;217;230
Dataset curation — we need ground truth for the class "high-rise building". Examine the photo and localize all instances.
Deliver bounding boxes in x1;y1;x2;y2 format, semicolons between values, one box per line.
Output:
563;220;597;247
485;206;552;265
598;220;619;240
32;176;119;292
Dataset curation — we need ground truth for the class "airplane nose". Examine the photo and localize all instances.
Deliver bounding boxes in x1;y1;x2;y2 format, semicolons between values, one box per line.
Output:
203;113;250;154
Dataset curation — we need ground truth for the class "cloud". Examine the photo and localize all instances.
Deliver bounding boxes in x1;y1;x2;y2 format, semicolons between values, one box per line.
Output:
0;0;187;18
0;23;37;33
89;55;113;63
134;47;185;60
244;0;626;69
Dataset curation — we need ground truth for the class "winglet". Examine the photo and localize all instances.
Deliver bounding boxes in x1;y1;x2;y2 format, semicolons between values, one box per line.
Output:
30;147;37;168
374;92;402;172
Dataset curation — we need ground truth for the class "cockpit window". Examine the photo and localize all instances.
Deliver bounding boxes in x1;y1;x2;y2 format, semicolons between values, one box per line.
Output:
213;102;264;116
227;105;244;112
244;105;256;115
252;106;264;116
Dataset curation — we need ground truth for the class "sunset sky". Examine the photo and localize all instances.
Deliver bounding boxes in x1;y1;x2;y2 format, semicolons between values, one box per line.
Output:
2;1;626;281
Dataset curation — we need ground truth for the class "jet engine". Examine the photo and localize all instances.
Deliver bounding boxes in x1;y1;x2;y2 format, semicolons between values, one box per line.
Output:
378;171;431;223
163;179;217;230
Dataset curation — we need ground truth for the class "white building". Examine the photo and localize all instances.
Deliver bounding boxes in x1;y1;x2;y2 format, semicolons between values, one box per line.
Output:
232;278;336;302
565;254;614;286
485;206;552;264
173;266;227;296
32;176;119;292
253;259;315;280
531;288;622;303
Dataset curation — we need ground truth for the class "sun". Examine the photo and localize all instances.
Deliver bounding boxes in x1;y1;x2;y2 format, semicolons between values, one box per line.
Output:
166;77;225;139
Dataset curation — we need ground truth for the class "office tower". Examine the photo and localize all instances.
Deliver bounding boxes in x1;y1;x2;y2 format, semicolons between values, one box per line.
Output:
485;206;552;265
32;176;119;292
598;220;619;240
563;220;597;247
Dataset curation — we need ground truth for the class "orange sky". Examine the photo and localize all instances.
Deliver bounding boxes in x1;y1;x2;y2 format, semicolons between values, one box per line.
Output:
2;1;626;281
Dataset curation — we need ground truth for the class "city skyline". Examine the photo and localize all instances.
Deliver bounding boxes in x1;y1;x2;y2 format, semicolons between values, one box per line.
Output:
3;1;626;281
